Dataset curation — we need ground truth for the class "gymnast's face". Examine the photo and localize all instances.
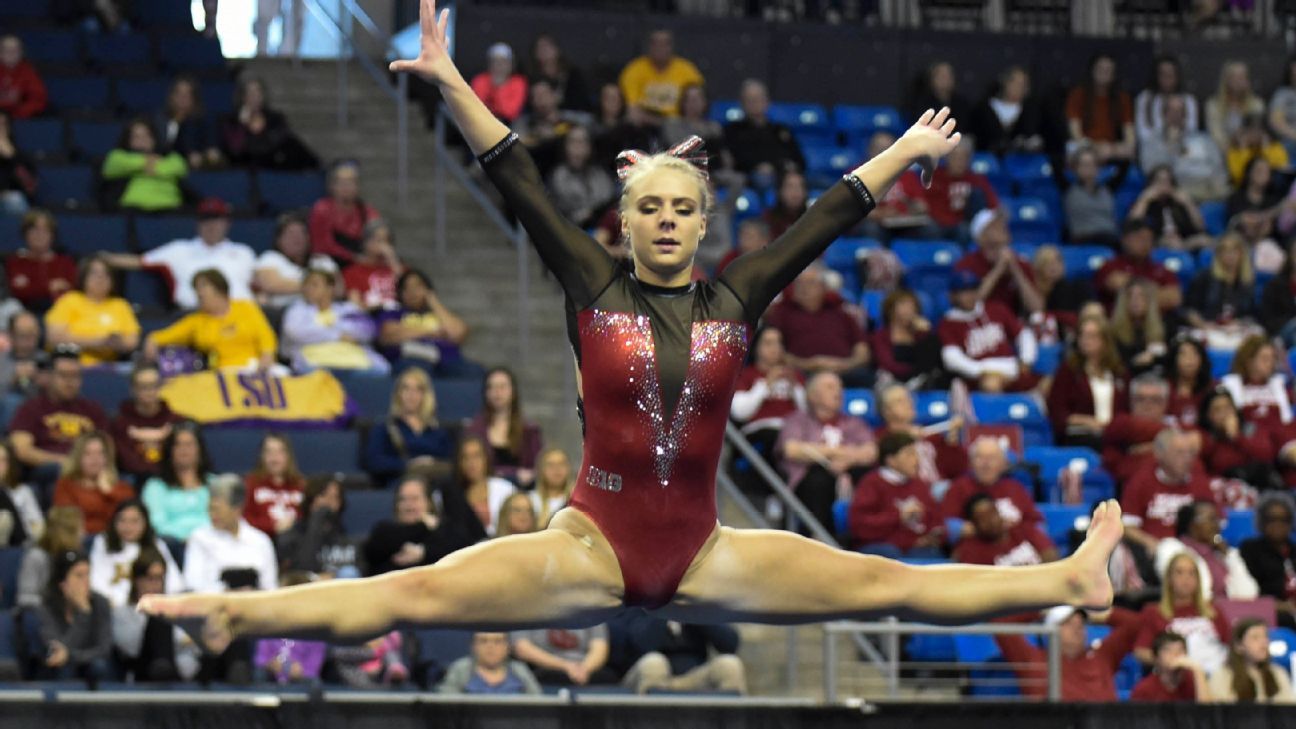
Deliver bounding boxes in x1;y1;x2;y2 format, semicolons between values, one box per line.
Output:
623;167;705;283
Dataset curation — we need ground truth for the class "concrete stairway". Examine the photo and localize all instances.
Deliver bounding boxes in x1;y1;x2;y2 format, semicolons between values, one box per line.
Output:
241;58;582;455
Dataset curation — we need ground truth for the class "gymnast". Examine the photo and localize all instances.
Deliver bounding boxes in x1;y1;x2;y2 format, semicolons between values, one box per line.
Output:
140;0;1124;645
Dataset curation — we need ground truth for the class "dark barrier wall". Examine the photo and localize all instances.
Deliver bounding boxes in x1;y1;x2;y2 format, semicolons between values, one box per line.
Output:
453;4;1287;113
5;699;1296;729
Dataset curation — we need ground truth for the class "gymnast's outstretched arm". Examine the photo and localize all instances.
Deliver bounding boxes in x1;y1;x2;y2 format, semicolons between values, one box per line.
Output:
720;108;961;318
392;0;615;308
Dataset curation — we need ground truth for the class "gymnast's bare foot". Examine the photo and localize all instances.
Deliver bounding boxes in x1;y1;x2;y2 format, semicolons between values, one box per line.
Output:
138;593;234;653
1068;499;1123;610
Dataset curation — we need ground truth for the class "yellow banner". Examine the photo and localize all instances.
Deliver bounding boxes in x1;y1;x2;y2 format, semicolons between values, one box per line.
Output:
160;370;349;425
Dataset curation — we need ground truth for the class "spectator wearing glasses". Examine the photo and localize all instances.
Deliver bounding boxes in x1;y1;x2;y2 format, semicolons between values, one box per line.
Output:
1240;493;1296;630
9;346;109;493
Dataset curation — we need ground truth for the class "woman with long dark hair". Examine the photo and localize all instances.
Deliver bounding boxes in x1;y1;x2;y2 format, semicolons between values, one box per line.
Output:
453;434;517;536
1135;55;1199;140
279;474;362;577
34;550;113;681
1065;53;1135;163
464;367;543;485
89;499;182;607
1046;314;1128;448
140;421;214;541
1165;337;1212;427
1209;619;1296;702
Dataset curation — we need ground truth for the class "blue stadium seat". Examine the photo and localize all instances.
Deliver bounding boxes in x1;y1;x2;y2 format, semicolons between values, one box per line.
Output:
46;77;111;113
1059;245;1112;280
971;393;1051;445
1114;187;1140;224
1025;446;1113;504
82;369;130;414
1207;348;1234;378
822;237;880;275
188;170;254;212
114;77;171;114
892;240;962;269
801;145;858;187
289;429;362;474
1222;509;1255;545
1153;249;1195;281
1005;197;1059;244
341;489;393;537
330;369;392;421
832;105;902;144
0;547;24;611
69;120;122;160
766;102;829;135
972;152;1011;195
707;100;742;125
13;119;64;159
1200;200;1227;236
0;610;14;665
832;499;849;536
413;629;474;684
123;270;172;310
0;217;20;252
85;33;154;70
861;289;886;326
135;215;195;250
17;29;80;65
204;429;267;473
913;391;952;426
256;171;325;213
1011;243;1039;261
1038;504;1086;553
1003;153;1052;185
158;35;227;73
843;388;877;424
433;376;483;423
1033;342;1061;375
227;218;278;253
1016;180;1063;226
35;165;94;211
54;213;130;256
0;0;52;20
793;128;838;149
1270;627;1296;662
732;188;765;221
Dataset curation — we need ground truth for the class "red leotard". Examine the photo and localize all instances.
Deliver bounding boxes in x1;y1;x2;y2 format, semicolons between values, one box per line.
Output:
480;133;874;607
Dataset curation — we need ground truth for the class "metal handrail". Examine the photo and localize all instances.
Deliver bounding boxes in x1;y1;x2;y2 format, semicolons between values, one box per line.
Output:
822;620;1062;703
723;421;837;545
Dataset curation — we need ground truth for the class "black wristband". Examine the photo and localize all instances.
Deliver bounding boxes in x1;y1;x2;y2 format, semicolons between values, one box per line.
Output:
477;132;519;166
841;173;877;214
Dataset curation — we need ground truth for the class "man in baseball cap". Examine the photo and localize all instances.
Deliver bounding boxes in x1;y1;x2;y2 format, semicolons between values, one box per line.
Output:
937;268;1038;393
952;206;1043;317
992;604;1142;700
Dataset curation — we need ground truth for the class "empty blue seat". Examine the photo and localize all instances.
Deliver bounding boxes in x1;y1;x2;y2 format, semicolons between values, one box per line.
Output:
341;489;393;537
46;77;111;112
801;145;858;186
1025;446;1111;505
69;120;122;160
1017;180;1063;224
115;77;171;114
1152;249;1195;280
1200;200;1227;236
159;35;227;72
54;213;130;256
123;270;172;309
330;369;392;421
35;166;94;211
187;170;253;212
913;391;952;426
832;499;849;535
972;152;1011;194
204;429;268;473
1005;197;1059;244
1114;187;1141;224
433;376;483;423
833;105;902;142
843;388;877;424
135;215;196;250
767;102;829;134
413;629;474;683
85;33;154;69
971;393;1051;445
1033;342;1062;375
892;239;962;269
1038;504;1087;551
13;118;64;159
82;369;130;413
1208;348;1234;378
0;547;24;611
1059;245;1112;280
256;171;325;213
732;188;765;220
1003;153;1052;184
707;100;742;125
822;237;880;275
227;217;278;253
0;609;14;665
17;29;80;65
1222;509;1255;545
0;217;21;252
290;429;361;474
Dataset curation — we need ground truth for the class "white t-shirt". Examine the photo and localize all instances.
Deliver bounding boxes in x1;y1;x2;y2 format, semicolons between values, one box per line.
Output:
182;518;278;593
142;237;257;308
254;250;339;308
1090;371;1115;425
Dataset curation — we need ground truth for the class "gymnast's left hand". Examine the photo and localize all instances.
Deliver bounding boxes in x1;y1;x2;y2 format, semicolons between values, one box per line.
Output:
901;107;961;188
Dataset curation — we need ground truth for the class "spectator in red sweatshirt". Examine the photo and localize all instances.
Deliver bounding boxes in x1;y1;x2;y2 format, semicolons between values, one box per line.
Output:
1121;428;1218;557
764;264;872;387
0;35;47;119
343;219;404;312
875;383;966;484
954;492;1058;566
1101;374;1192;482
952;208;1043;317
470;43;528;123
242;433;305;538
942;436;1043;537
1131;631;1211;701
6;209;76;314
848;431;944;557
309;160;381;265
922;137;999;240
937;270;1038;393
110;364;181;482
994;605;1142;701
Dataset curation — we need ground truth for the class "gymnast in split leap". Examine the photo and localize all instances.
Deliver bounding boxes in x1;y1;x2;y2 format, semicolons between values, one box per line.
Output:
141;0;1124;643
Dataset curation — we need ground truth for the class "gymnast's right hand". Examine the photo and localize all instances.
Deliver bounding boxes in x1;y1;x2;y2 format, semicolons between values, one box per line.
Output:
138;593;234;654
388;0;455;84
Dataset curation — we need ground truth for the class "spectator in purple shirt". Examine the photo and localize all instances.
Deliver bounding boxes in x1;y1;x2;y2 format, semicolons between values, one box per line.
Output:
254;571;328;684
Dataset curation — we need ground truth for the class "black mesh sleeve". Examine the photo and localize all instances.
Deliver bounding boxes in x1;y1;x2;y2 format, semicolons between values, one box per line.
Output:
718;176;876;321
479;133;618;308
